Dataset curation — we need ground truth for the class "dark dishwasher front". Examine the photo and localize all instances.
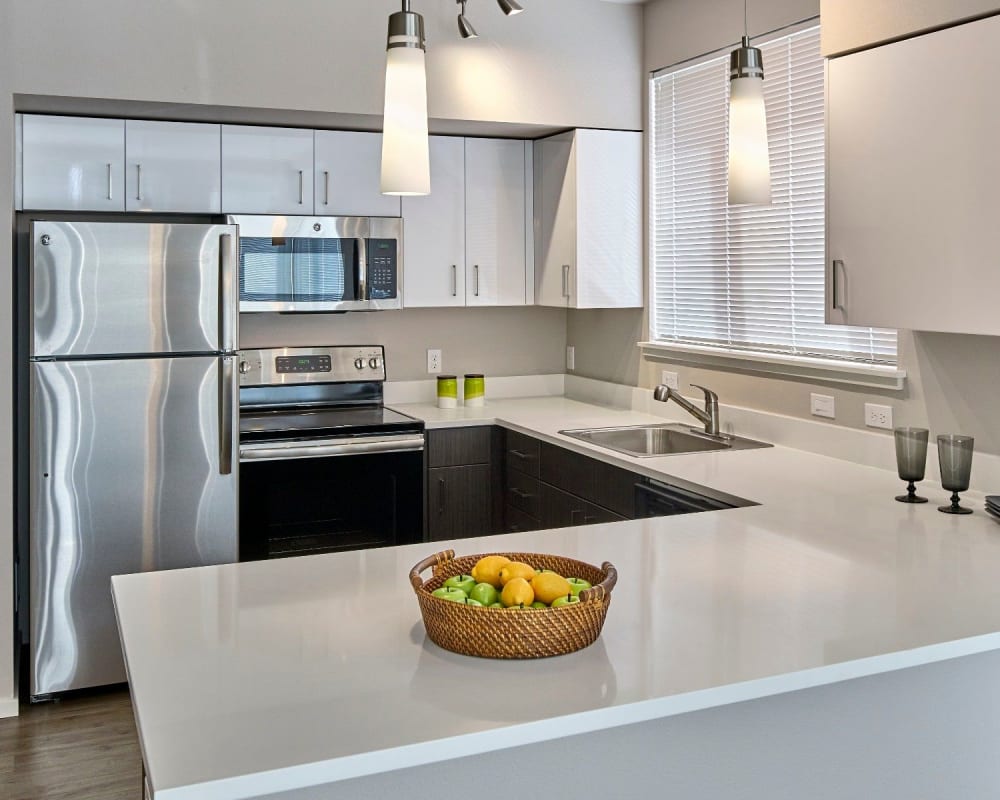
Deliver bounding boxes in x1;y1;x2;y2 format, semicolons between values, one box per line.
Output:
634;478;735;517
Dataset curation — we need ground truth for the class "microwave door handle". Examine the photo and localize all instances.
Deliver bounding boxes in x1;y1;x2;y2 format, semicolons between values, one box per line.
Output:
356;236;368;301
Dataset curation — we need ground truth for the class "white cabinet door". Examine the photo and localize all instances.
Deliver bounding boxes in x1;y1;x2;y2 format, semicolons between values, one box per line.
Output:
126;120;221;213
827;16;1000;334
465;138;527;307
533;132;576;307
221;125;314;215
314;130;400;217
401;137;466;308
22;115;125;211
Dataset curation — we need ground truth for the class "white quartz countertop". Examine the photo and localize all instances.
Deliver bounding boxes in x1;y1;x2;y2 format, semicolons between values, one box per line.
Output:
113;396;1000;800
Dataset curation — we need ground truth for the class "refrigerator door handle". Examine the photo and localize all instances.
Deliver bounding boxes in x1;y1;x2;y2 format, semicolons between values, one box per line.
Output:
219;232;237;352
219;356;234;475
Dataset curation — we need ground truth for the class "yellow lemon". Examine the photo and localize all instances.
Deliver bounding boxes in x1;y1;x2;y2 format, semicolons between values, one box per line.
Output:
500;577;534;607
471;555;511;589
498;561;536;586
530;572;572;605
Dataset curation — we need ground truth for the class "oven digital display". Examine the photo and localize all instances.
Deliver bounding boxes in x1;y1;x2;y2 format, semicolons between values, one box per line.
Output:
275;355;332;374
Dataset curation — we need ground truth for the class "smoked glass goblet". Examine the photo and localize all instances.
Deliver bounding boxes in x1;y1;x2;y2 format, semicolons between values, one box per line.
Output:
894;427;928;503
937;434;974;515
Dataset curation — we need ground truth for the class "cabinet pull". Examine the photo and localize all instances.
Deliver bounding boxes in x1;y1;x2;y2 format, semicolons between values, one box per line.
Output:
298;170;304;205
135;163;142;201
323;170;329;205
831;259;846;312
474;265;480;297
562;264;570;298
106;163;113;200
509;449;533;461
451;265;457;297
438;478;446;515
583;515;597;524
510;487;534;500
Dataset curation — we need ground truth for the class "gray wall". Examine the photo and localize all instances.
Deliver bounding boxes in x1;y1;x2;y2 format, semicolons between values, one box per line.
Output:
568;0;1000;457
0;0;642;709
241;308;568;381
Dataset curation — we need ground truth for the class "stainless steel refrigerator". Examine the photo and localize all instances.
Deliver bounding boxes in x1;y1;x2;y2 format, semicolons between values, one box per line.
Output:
28;220;239;699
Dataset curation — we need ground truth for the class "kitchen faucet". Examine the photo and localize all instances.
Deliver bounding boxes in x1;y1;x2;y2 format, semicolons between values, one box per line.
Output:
653;383;721;437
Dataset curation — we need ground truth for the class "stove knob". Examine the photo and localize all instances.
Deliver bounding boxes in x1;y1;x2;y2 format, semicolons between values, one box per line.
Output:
369;357;382;370
354;357;366;370
238;360;251;375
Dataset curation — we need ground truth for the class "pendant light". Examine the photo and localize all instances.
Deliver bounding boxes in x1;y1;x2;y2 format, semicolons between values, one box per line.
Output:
381;0;431;196
727;0;771;205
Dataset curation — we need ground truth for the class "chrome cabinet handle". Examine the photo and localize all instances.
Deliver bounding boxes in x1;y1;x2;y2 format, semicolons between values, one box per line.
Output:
135;163;142;201
509;449;533;461
562;264;570;298
831;259;846;312
439;478;446;515
298;170;304;205
474;264;480;297
323;170;329;206
509;487;534;500
107;163;113;200
451;264;457;297
219;357;234;476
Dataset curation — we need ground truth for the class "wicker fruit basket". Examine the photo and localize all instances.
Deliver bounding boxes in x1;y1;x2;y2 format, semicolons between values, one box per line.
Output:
409;550;618;659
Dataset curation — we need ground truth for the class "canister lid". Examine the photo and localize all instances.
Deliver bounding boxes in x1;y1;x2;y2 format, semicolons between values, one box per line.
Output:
437;374;457;380
464;373;484;378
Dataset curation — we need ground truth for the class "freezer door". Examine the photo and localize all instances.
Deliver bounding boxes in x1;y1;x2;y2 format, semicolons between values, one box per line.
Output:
31;221;238;358
30;355;238;697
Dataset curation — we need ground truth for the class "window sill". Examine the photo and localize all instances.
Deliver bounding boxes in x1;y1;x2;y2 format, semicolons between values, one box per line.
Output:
637;341;906;391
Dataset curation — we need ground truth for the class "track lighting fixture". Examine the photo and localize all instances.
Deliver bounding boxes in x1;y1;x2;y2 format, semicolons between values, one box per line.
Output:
497;0;524;16
457;0;478;39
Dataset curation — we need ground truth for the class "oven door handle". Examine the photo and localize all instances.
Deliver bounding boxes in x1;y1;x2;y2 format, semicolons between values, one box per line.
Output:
239;434;425;462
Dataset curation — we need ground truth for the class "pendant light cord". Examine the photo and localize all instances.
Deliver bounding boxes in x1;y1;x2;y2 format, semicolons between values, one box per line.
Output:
744;0;748;40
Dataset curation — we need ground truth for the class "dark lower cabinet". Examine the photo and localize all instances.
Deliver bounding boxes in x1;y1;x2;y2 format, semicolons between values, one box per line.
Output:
539;483;626;529
427;464;492;541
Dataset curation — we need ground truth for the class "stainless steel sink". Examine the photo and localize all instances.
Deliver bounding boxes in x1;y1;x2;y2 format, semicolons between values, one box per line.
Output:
559;423;771;458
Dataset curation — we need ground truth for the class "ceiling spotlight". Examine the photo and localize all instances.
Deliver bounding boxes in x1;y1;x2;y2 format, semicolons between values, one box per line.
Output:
497;0;524;15
457;0;478;38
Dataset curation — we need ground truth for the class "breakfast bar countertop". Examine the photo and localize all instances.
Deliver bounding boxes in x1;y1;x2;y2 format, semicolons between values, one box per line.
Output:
112;396;1000;800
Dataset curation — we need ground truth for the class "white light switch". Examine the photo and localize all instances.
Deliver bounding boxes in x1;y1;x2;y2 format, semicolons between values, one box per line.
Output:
810;393;835;419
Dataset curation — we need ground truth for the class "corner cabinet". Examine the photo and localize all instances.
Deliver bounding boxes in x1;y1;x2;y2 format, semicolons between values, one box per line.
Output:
533;129;642;309
826;16;1000;335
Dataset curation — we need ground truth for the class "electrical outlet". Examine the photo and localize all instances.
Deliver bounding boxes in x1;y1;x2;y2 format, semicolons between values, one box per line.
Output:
426;349;441;374
865;403;893;430
566;346;575;371
810;393;835;419
660;370;679;390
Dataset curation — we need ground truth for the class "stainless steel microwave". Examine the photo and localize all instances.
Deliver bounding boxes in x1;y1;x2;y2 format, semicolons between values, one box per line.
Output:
229;215;402;313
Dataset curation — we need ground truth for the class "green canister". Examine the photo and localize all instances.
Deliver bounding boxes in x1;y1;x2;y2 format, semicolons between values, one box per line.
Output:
436;375;458;409
464;374;485;407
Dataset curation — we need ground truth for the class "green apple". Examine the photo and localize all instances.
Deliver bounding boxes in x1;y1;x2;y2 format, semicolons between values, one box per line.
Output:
551;594;581;608
488;602;504;609
565;577;592;597
530;601;547;609
464;598;484;607
444;574;476;594
431;587;468;603
469;582;499;606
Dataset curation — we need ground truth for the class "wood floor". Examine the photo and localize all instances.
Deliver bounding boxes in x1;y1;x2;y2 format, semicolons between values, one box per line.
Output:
0;689;140;800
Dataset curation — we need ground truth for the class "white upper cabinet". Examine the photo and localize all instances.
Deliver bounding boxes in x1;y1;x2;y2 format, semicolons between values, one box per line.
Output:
22;115;125;211
126;120;221;213
221;125;314;215
402;137;467;308
826;16;1000;335
314;130;400;218
534;129;642;309
465;138;528;307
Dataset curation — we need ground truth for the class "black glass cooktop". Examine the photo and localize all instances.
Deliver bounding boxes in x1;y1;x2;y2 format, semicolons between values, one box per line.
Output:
240;404;423;443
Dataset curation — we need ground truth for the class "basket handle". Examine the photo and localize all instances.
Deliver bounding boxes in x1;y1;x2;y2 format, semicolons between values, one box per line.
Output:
579;562;617;603
408;549;456;592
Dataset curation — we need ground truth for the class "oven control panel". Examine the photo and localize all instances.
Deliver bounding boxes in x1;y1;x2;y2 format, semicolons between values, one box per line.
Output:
238;346;386;386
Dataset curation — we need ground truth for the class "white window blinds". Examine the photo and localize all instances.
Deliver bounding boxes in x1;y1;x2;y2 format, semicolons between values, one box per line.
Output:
651;24;897;364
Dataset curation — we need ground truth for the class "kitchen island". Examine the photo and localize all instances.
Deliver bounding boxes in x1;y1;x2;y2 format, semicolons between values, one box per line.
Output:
113;397;1000;799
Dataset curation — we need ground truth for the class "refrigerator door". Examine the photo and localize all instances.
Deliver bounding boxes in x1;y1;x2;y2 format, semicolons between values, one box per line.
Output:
30;355;238;697
30;220;238;358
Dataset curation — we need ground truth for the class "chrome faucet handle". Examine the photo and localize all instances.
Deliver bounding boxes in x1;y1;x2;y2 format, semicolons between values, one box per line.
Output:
689;384;718;405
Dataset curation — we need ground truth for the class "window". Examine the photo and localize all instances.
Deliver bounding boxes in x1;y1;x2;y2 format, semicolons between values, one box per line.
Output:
650;24;897;365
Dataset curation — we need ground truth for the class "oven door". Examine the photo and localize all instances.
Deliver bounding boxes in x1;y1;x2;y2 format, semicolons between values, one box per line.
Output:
238;434;425;559
231;215;375;312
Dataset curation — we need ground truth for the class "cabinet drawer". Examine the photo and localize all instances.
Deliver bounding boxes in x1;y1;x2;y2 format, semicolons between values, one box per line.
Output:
427;427;492;467
504;504;540;534
539;443;636;519
505;465;540;518
539;483;626;530
505;429;540;477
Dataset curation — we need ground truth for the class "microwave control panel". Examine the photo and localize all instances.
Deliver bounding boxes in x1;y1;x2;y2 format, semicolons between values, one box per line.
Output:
367;239;398;300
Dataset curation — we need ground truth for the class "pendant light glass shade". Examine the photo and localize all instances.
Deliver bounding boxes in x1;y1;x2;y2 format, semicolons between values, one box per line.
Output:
381;3;431;196
727;36;771;205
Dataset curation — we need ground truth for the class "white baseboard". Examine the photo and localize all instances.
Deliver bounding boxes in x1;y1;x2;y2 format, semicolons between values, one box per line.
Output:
0;694;18;718
565;375;1000;496
384;373;565;406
